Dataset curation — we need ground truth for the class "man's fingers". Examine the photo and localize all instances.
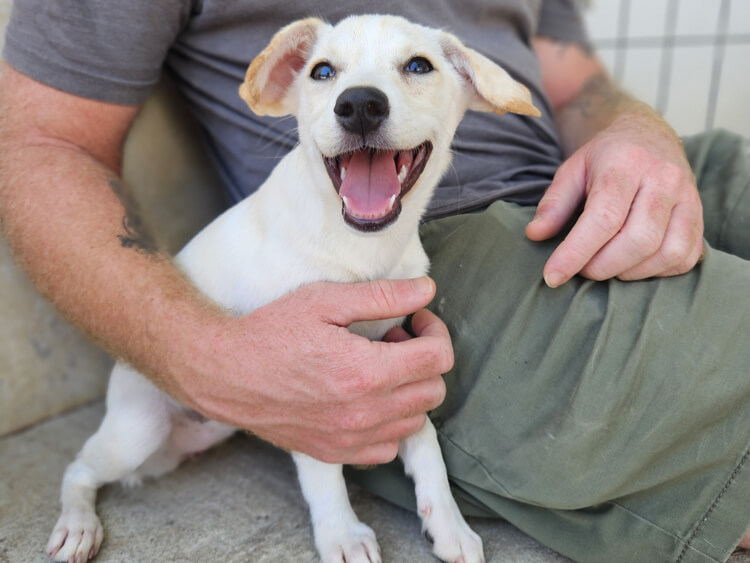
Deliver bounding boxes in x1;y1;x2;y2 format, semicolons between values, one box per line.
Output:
373;308;454;388
383;325;412;343
316;413;428;464
372;334;452;390
308;377;441;464
348;441;401;466
262;283;450;465
310;277;436;326
410;307;452;343
579;183;674;280
543;166;636;287
303;437;401;465
617;203;704;280
354;414;427;452
389;375;446;420
526;153;586;241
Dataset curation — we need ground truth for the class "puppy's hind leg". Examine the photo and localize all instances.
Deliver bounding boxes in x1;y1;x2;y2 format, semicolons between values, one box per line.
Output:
47;363;173;562
293;453;381;563
400;420;484;563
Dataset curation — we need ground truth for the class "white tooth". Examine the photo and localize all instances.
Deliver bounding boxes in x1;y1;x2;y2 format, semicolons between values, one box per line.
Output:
342;195;350;209
397;165;409;184
340;167;347;181
388;194;397;211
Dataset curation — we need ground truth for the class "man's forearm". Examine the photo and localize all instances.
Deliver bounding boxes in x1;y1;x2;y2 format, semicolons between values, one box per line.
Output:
0;136;224;403
553;71;682;159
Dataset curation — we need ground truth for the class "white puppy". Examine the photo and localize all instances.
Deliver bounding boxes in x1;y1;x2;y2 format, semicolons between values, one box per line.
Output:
46;15;539;563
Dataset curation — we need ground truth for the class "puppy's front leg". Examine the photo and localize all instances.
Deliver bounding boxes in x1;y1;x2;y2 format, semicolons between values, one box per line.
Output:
293;452;381;563
46;388;172;561
399;420;485;563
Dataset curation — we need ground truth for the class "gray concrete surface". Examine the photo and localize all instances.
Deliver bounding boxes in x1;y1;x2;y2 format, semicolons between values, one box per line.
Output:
4;402;750;562
1;402;574;562
0;237;113;436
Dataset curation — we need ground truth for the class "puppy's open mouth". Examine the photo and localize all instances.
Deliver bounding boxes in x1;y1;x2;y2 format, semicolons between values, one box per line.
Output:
323;142;432;232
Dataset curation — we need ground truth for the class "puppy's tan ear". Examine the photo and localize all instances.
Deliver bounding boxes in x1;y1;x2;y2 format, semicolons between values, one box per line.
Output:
440;33;541;118
239;18;328;117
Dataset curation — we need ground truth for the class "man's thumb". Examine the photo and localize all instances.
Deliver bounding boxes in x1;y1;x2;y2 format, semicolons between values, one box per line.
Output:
318;277;436;325
526;152;586;241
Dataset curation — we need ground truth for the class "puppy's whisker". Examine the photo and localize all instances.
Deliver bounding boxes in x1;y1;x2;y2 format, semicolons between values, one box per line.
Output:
253;116;300;158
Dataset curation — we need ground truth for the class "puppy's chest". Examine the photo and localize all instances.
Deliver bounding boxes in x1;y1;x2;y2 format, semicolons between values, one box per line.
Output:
234;249;427;317
184;238;428;320
177;189;430;320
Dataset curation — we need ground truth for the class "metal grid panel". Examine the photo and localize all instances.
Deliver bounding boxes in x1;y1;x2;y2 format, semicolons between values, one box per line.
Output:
583;0;750;140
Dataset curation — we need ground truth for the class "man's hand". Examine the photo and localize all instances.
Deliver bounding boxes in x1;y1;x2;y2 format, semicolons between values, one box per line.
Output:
176;278;451;466
526;113;704;287
530;37;704;287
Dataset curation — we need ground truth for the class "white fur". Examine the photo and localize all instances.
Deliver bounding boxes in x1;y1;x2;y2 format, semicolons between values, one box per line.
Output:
47;15;539;563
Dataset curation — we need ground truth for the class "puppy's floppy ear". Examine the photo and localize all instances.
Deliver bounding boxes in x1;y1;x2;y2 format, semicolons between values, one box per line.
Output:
440;33;541;118
239;18;328;117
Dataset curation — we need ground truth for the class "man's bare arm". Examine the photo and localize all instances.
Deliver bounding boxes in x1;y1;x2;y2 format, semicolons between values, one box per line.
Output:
527;38;704;285
0;64;449;464
0;64;218;389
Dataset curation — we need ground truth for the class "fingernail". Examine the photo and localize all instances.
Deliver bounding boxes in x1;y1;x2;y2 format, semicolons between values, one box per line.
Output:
530;214;543;224
411;277;434;295
544;272;564;288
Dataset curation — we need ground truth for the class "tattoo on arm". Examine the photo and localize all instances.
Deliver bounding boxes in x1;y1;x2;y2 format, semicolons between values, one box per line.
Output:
108;179;158;255
564;72;628;120
554;72;647;156
541;37;670;156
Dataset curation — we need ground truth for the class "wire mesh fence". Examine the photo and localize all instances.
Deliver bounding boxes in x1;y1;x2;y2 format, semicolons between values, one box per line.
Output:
582;0;750;141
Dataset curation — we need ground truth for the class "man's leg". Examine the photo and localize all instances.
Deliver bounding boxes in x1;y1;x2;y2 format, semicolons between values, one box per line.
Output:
685;129;750;258
350;130;750;563
687;130;750;554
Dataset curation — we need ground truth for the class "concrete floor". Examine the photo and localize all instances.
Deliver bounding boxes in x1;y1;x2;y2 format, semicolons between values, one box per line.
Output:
0;402;572;563
5;403;750;562
5;403;750;563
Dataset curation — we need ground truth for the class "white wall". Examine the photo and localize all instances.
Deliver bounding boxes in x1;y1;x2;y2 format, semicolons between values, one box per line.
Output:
0;0;11;53
584;0;750;139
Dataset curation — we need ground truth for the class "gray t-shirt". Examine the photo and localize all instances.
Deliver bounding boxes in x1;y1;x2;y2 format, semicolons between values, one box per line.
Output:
3;0;590;219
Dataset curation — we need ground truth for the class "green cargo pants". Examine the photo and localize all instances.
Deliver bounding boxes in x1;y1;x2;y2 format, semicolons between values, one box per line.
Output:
349;130;750;563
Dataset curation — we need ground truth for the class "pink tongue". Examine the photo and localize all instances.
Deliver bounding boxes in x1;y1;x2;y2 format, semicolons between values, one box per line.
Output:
340;150;399;219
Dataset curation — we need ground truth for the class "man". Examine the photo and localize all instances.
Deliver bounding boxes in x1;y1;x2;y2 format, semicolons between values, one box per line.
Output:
1;1;748;560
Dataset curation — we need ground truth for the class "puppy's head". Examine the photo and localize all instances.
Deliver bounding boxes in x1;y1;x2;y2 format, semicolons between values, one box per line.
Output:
240;15;540;233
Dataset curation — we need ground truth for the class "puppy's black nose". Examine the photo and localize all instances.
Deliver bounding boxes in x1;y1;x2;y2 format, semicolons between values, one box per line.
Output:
334;87;390;136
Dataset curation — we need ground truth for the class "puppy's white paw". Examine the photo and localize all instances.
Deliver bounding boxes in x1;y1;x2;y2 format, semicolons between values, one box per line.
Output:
46;508;103;562
420;500;484;563
315;520;382;563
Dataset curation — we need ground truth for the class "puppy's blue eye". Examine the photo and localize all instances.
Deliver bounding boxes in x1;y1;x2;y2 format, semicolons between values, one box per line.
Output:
404;57;433;74
311;62;336;80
